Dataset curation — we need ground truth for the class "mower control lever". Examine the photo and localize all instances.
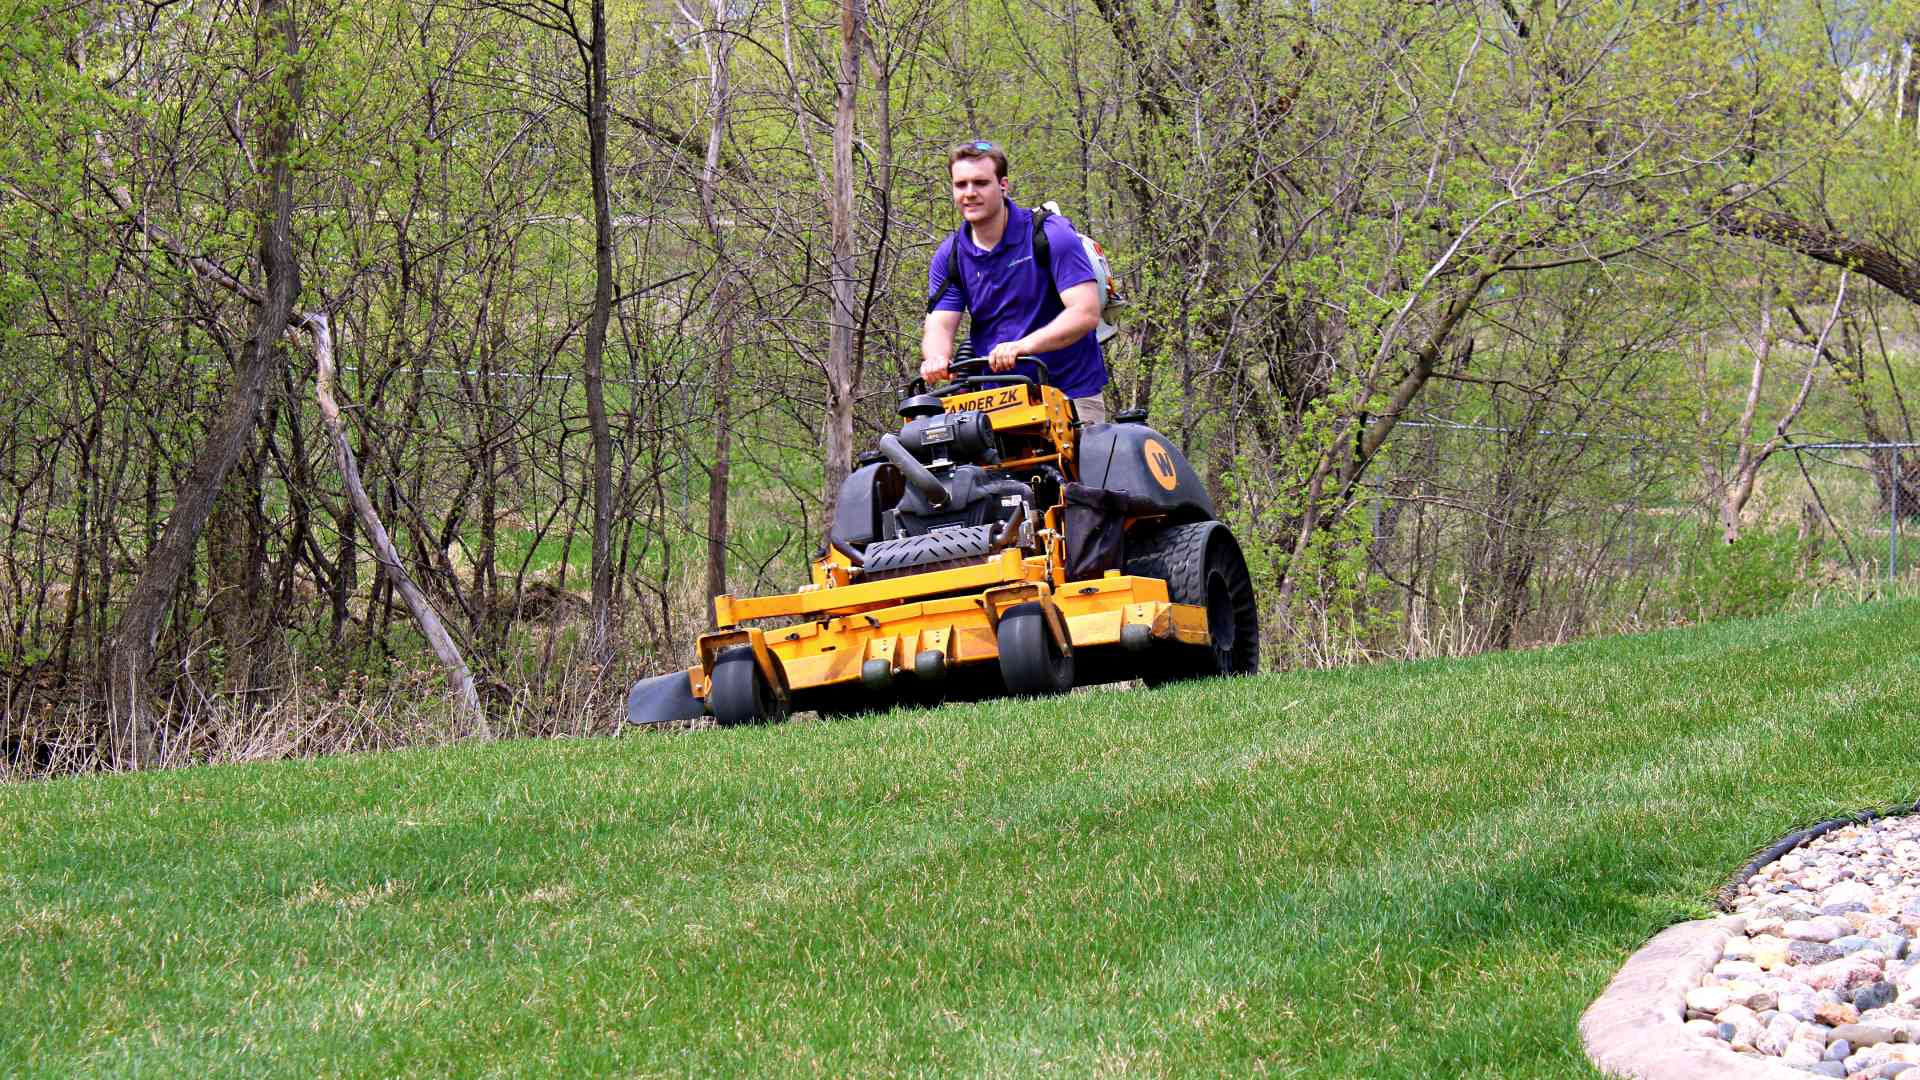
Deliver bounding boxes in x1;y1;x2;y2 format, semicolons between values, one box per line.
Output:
952;374;1033;390
902;357;1054;405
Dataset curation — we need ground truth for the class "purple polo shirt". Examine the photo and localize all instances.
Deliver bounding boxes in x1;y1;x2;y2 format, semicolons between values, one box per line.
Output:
928;200;1107;398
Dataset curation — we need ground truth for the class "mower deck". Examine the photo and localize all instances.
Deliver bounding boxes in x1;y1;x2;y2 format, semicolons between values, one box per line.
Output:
628;553;1209;725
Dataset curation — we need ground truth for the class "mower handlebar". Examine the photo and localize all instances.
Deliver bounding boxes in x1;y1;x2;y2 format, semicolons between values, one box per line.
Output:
915;356;1051;397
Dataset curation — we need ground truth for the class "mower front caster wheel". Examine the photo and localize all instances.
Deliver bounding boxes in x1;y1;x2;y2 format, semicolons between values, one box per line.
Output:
709;645;788;727
998;602;1074;696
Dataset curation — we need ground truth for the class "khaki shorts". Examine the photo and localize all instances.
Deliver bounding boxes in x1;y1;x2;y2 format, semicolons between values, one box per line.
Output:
1073;395;1108;425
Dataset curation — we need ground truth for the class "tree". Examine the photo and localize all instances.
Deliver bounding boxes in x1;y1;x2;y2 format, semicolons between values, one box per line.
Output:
72;0;491;755
821;0;868;517
1697;276;1846;543
475;0;621;662
97;0;304;766
1074;0;1775;648
684;0;740;606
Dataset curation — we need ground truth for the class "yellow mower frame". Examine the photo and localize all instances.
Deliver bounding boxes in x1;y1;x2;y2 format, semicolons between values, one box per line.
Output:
626;372;1256;727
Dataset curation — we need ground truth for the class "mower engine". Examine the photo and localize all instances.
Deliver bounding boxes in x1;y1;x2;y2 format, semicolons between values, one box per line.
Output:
862;398;1036;580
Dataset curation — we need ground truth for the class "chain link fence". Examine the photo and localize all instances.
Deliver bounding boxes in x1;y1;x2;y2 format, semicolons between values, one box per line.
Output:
1780;442;1919;585
1350;419;1915;659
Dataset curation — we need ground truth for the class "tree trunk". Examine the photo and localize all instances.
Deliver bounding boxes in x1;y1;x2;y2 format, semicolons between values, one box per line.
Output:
1903;35;1919;127
332;500;355;645
306;314;485;730
699;0;736;607
706;292;734;608
1718;298;1774;543
822;0;863;519
99;0;303;768
206;418;271;699
474;344;503;661
1714;204;1920;305
584;0;617;662
1720;278;1843;542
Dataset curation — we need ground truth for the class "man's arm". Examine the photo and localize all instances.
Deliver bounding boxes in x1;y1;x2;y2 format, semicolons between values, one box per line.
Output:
920;308;964;383
985;281;1100;372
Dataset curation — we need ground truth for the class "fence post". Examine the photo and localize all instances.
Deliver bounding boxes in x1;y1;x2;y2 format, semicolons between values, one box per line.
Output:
1626;448;1638;574
1893;450;1901;587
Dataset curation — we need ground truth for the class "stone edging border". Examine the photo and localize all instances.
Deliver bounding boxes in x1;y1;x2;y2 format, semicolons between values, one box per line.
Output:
1580;915;1812;1080
1715;801;1920;912
1583;805;1920;1078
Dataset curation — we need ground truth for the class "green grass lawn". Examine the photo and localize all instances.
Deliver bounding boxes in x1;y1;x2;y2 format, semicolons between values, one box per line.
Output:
4;601;1915;1078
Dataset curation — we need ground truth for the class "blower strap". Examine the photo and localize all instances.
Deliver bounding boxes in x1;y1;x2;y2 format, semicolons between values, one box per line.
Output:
926;209;1054;315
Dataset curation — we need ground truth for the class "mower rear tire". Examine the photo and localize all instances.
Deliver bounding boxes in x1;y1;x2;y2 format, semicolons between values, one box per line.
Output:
709;645;787;727
1126;521;1260;683
998;601;1074;695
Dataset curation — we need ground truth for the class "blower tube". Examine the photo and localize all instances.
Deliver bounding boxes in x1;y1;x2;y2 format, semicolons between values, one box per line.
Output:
828;535;865;568
880;434;949;510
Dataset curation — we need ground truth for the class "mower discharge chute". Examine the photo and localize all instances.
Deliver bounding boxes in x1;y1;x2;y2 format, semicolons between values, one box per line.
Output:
625;360;1259;727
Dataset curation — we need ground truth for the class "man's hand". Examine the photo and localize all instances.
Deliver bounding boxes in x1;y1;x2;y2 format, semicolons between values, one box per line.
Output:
987;339;1026;372
921;309;964;385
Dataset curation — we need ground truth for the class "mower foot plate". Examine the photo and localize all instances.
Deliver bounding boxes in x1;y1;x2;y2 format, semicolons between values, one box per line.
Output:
626;670;705;726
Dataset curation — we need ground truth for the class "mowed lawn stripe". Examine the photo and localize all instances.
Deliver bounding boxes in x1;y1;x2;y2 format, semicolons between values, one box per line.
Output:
859;604;1911;1074
2;601;1913;1077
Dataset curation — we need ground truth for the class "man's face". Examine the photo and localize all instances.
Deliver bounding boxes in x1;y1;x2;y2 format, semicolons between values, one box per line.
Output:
950;157;1008;226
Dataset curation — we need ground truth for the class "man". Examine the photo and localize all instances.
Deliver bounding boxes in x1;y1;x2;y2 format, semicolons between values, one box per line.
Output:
919;141;1109;423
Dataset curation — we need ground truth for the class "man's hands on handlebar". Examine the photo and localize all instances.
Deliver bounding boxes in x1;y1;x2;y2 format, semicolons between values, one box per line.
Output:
985;339;1025;373
917;355;952;384
918;345;1022;385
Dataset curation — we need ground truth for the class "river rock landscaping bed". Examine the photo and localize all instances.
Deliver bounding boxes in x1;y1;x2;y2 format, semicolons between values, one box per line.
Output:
1688;815;1920;1078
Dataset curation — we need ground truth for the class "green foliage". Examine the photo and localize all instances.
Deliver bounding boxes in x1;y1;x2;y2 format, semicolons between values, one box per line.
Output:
2;601;1916;1074
15;0;1920;742
1661;527;1810;624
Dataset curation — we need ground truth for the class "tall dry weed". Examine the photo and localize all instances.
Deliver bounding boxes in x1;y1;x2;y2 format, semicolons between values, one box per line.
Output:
0;590;710;781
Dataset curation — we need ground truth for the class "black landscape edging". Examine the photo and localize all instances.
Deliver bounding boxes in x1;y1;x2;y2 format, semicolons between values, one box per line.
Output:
1715;798;1920;912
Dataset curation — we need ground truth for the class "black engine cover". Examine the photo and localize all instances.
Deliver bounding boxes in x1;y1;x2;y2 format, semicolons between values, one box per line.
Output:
895;466;1032;537
898;410;996;465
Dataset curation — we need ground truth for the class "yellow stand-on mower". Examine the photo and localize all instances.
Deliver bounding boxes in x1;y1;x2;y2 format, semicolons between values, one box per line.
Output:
626;359;1259;727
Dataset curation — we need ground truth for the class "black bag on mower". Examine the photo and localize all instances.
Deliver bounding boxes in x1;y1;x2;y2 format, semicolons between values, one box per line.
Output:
1062;483;1158;580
